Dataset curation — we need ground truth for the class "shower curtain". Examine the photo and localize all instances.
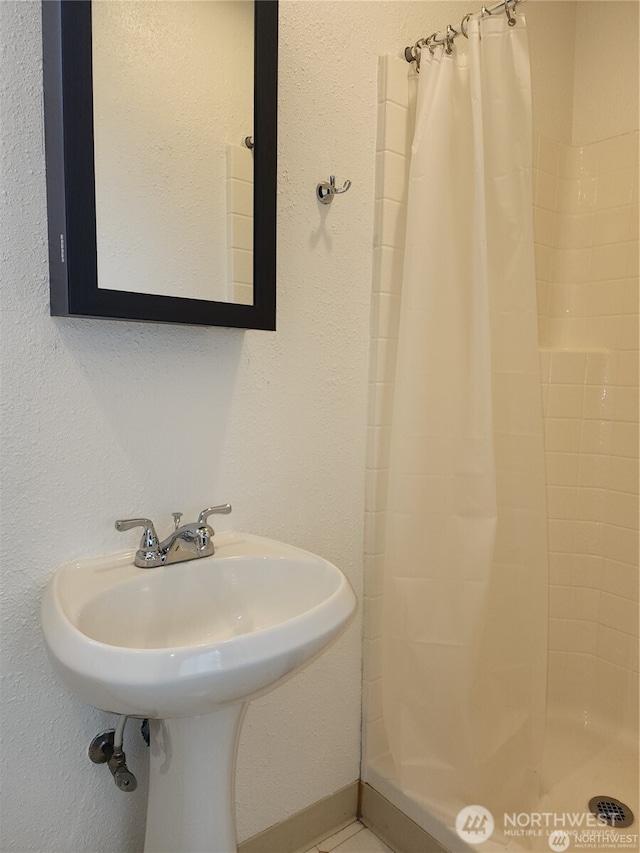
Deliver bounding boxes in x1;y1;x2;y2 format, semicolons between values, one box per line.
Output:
381;13;548;828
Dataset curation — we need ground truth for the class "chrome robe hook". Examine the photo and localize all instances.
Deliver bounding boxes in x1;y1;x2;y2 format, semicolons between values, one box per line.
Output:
316;175;352;205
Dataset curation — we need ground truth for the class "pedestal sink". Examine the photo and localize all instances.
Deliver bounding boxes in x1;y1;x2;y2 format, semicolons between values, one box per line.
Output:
41;532;356;853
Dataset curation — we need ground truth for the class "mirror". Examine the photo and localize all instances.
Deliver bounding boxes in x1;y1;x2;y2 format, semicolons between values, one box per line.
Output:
93;1;255;305
42;0;277;329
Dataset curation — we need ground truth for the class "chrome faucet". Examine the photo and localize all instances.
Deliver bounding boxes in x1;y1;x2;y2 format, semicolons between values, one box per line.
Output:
115;505;232;568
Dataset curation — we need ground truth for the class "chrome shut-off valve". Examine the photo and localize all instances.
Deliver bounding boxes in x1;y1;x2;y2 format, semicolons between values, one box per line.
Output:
88;726;137;793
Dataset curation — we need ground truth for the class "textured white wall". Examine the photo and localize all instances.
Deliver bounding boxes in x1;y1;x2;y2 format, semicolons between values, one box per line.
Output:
0;1;459;851
526;0;577;145
526;0;640;147
572;0;640;144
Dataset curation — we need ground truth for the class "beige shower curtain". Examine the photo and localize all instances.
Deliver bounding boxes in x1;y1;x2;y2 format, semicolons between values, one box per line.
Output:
381;12;548;830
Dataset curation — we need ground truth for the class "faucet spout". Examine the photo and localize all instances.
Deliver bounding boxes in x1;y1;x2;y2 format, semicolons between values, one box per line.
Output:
116;505;232;568
159;522;215;564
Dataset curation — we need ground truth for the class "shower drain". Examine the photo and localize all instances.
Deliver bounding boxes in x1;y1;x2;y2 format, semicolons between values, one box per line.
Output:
588;796;635;829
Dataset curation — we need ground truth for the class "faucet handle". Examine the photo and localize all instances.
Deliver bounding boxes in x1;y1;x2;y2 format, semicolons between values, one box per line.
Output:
115;518;160;550
197;504;232;525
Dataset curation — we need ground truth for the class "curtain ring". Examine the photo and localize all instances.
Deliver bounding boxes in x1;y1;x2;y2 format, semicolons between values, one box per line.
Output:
445;24;456;54
414;41;423;73
505;1;517;26
460;13;472;38
405;39;424;72
426;33;438;55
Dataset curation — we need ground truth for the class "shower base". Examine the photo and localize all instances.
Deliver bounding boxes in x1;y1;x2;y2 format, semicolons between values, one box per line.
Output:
539;713;638;829
365;713;638;852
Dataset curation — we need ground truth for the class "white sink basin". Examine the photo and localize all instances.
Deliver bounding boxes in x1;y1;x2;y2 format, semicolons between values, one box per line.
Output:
41;532;356;718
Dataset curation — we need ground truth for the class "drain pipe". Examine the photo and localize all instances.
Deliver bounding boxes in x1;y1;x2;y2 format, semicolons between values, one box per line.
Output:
88;715;138;792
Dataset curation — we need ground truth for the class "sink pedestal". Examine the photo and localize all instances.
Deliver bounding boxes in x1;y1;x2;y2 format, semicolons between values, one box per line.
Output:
144;704;247;853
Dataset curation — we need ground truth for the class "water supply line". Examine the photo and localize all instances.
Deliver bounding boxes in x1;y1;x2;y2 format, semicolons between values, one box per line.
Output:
113;713;127;751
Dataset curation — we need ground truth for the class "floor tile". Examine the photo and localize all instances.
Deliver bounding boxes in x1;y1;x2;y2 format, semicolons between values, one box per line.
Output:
333;827;393;853
317;821;364;852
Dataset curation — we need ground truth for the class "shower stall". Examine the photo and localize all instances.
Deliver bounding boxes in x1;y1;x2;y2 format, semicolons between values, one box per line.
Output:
362;1;638;850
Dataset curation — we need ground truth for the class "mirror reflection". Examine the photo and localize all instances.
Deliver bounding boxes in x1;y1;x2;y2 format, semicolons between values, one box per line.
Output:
92;0;254;304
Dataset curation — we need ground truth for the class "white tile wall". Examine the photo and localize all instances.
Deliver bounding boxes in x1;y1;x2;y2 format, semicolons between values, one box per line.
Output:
534;129;639;351
363;56;415;769
226;144;254;304
541;345;638;723
535;130;639;726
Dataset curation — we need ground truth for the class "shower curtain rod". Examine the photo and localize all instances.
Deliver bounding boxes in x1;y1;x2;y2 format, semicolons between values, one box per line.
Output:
404;0;525;62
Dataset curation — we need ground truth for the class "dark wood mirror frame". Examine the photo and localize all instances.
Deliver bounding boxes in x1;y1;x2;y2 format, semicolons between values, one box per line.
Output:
42;0;277;329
